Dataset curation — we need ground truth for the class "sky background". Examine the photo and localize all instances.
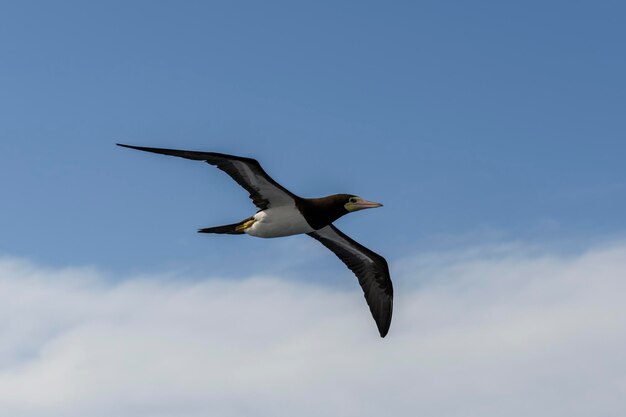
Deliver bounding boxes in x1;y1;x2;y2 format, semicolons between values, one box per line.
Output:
1;1;625;416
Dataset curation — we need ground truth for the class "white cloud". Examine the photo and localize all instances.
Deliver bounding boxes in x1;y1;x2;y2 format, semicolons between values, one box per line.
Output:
1;242;625;417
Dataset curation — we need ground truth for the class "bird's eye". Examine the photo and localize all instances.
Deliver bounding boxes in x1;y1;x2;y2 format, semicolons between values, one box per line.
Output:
349;197;358;203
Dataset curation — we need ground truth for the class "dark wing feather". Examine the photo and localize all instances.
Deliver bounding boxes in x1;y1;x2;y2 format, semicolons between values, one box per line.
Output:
117;144;298;209
308;225;393;337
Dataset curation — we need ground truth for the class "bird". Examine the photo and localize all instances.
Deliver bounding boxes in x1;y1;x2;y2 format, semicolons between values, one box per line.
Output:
117;143;393;337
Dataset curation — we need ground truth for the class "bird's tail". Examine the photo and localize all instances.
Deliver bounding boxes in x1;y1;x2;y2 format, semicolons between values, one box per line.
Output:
198;217;255;235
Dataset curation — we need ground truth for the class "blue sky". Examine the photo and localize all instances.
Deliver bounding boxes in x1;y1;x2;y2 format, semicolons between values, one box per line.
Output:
2;0;625;273
1;3;626;416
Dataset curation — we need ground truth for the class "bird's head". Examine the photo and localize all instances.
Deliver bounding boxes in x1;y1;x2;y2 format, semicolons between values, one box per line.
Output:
343;195;383;213
300;194;384;229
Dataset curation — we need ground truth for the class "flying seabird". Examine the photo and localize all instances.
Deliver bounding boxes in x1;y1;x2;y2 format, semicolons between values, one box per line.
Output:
117;144;393;337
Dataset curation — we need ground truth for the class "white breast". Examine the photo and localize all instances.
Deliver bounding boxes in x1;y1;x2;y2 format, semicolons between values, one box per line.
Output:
245;205;314;238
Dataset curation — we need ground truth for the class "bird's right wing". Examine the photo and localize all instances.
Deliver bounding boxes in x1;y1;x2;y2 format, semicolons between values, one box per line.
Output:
117;144;298;210
308;225;393;337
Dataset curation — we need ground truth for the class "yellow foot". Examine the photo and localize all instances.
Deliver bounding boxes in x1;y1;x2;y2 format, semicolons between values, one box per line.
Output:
235;218;255;232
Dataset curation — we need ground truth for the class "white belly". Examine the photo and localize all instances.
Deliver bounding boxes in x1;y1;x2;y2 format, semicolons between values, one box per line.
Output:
245;206;314;238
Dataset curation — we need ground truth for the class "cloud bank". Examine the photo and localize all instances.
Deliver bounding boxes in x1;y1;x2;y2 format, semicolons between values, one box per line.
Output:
1;242;625;417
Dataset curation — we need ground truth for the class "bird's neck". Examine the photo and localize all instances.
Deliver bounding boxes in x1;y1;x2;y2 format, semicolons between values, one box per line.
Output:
297;195;349;230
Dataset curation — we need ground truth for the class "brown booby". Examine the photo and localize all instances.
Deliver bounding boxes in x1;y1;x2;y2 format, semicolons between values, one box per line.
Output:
117;144;393;337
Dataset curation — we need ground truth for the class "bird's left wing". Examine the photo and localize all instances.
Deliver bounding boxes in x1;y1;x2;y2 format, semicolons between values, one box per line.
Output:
117;144;298;210
308;225;393;337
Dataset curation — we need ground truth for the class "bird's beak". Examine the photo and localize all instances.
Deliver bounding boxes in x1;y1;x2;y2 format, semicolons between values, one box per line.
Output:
352;199;383;211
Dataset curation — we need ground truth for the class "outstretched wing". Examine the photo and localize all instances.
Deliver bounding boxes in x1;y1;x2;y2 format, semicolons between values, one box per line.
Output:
117;144;298;210
308;225;393;337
